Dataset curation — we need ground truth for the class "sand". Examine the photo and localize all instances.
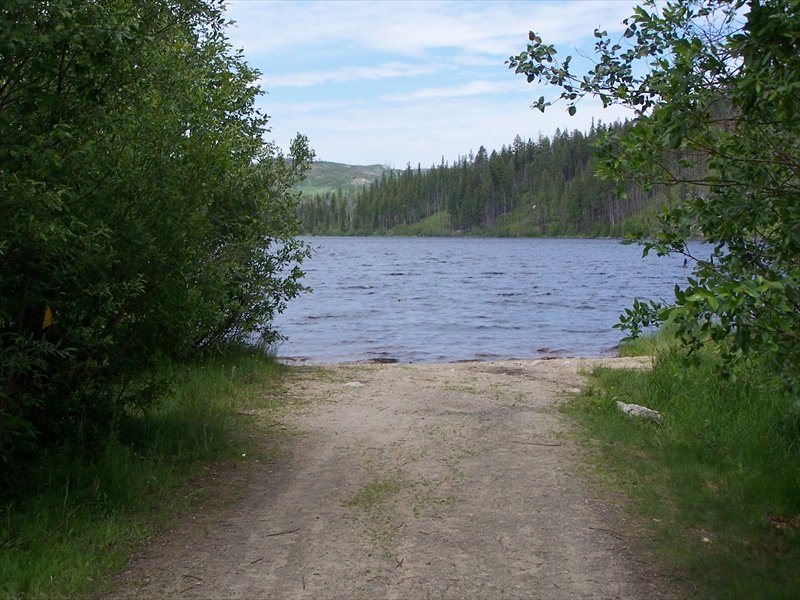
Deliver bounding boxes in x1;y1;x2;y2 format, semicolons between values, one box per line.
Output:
107;357;680;599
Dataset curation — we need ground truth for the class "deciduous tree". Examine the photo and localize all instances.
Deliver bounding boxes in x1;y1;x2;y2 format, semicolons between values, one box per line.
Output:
0;0;312;461
509;0;800;390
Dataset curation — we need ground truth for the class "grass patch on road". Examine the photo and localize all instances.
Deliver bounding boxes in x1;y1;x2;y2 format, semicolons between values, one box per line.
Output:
0;347;288;599
565;342;800;599
345;476;404;513
345;473;406;560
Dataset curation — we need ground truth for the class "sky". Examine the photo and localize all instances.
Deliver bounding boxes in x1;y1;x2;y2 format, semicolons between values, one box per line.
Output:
223;0;641;168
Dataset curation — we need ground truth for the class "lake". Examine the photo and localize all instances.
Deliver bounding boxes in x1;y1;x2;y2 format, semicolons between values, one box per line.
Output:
273;237;694;363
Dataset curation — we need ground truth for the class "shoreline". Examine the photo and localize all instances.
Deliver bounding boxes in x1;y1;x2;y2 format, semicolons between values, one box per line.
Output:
274;350;625;367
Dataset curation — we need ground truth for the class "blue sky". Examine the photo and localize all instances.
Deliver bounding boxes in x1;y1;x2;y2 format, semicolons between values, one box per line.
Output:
224;0;641;167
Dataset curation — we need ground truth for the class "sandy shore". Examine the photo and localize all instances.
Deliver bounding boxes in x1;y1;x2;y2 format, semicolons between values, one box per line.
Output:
107;357;680;599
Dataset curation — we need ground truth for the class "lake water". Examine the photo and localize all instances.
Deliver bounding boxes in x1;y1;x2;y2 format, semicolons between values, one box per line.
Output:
273;237;693;364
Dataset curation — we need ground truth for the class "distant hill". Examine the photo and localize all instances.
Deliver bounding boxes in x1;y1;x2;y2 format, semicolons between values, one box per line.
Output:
295;161;396;196
298;123;670;238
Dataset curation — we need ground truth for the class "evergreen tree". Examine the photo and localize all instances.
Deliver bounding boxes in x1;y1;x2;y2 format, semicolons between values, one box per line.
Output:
298;121;657;237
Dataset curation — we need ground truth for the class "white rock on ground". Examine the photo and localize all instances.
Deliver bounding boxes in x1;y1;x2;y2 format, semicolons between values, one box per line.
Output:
616;400;663;423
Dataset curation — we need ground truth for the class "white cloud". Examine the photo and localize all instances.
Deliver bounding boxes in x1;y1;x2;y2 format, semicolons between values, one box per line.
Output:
260;92;634;167
226;1;636;60
261;62;446;88
260;98;366;115
450;53;509;68
226;0;642;165
381;80;524;102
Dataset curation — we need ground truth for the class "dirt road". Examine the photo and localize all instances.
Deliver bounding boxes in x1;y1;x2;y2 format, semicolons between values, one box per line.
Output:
110;358;678;599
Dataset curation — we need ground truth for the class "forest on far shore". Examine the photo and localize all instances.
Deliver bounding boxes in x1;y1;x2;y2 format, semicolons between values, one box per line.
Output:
297;120;676;237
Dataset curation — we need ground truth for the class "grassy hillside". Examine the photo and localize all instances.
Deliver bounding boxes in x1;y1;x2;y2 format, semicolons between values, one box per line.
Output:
295;161;395;196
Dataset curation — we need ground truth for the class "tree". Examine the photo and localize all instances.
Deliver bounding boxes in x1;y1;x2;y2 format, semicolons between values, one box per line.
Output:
508;0;800;391
0;0;312;462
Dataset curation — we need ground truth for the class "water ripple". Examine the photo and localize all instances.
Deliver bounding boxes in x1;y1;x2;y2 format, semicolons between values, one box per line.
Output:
274;237;702;363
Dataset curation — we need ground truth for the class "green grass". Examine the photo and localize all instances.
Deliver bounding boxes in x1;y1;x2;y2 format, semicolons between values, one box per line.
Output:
0;347;288;599
344;474;406;559
390;211;453;237
566;347;800;598
617;325;680;357
345;475;404;513
294;161;394;196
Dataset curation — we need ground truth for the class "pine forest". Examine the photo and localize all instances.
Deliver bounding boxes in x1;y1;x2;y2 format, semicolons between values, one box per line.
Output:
298;121;670;237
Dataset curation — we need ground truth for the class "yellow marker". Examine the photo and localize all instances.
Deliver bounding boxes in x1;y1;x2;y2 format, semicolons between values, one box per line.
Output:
42;305;53;330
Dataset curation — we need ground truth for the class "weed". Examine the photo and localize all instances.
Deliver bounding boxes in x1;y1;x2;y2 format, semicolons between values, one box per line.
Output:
345;475;404;513
0;347;288;598
565;348;800;598
617;325;679;357
344;474;406;559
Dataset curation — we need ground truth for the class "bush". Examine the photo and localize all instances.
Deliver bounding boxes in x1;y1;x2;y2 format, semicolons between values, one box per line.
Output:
0;1;311;465
509;0;800;392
